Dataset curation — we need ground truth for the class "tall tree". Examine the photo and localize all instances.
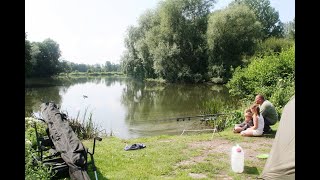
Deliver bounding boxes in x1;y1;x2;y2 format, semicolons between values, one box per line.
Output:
135;9;159;78
232;0;283;39
105;61;112;72
31;38;61;77
123;25;144;79
283;18;295;40
148;0;216;82
121;0;215;82
207;4;262;79
25;33;32;77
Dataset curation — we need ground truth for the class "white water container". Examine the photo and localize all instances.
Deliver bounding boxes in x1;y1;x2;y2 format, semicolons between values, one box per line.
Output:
231;144;244;173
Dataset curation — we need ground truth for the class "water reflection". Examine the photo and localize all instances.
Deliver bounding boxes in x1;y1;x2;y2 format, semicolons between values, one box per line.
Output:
25;77;237;139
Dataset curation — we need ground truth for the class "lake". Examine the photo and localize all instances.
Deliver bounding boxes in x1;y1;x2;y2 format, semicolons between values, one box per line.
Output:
25;77;238;139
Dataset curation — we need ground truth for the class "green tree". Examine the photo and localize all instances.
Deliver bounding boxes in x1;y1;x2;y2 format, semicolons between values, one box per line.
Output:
59;59;72;75
93;63;102;72
25;33;32;77
31;38;61;77
232;0;284;39
207;4;262;79
121;0;216;82
123;25;145;79
147;0;215;82
105;61;112;72
135;9;159;78
283;18;295;40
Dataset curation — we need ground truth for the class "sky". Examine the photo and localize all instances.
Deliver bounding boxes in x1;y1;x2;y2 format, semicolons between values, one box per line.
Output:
25;0;295;65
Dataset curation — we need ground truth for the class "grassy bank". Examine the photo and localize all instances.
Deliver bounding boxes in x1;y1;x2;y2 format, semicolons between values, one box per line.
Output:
83;123;278;180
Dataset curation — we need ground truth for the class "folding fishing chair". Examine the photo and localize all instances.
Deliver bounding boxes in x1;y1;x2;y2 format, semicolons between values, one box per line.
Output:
34;110;102;180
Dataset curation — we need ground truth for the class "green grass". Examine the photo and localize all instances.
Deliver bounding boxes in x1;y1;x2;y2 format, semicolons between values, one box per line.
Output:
25;115;279;179
83;122;279;180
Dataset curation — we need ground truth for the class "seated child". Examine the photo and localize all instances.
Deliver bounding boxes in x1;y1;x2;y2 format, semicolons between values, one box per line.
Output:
233;109;254;133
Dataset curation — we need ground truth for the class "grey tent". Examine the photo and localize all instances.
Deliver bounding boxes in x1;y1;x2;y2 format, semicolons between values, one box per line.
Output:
260;95;295;179
40;102;90;180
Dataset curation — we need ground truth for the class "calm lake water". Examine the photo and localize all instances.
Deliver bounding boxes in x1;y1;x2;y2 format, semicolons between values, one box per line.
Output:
25;77;238;139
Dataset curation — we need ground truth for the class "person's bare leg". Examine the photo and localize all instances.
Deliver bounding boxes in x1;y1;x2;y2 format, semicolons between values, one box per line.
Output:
240;130;253;136
234;127;243;133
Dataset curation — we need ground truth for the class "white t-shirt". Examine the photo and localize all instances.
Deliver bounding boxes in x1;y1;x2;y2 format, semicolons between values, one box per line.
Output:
256;114;265;132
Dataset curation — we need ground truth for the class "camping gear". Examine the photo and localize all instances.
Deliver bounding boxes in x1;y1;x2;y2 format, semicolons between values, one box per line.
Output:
32;102;102;180
260;95;295;179
231;144;244;173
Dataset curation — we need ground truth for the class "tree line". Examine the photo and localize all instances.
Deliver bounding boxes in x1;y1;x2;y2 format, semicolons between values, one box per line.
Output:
119;0;295;83
25;35;121;78
25;0;294;81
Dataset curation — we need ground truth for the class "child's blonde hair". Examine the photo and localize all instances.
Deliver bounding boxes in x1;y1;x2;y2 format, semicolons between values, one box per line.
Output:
244;108;252;115
250;104;260;115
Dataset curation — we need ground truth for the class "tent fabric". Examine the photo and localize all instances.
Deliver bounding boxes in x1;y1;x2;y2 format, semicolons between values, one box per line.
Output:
40;102;90;180
260;95;295;180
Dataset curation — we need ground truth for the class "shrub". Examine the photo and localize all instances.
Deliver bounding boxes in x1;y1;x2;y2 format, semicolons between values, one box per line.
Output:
25;117;54;179
255;37;294;57
226;46;295;109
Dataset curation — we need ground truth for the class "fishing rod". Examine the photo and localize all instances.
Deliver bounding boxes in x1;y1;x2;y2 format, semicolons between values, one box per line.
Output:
175;112;234;122
133;112;236;123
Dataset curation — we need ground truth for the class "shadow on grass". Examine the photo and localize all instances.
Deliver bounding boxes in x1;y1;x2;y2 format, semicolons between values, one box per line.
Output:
262;129;277;138
87;164;109;180
244;166;259;175
95;169;109;180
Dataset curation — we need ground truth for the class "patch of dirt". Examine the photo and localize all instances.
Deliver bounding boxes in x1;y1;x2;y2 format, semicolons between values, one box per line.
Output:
176;136;274;178
188;173;207;179
183;137;273;165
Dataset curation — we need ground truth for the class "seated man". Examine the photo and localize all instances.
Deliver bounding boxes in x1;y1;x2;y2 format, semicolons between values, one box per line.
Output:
233;109;254;133
255;94;278;133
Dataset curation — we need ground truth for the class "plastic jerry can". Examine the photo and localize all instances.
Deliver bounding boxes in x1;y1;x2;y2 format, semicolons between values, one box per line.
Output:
231;144;244;173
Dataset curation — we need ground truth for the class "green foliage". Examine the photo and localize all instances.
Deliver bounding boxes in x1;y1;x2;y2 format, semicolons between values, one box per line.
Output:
87;69;92;73
200;97;242;131
30;38;62;77
201;97;225;115
226;46;295;110
69;109;101;140
223;110;243;127
25;117;54;179
283;18;295;40
269;77;295;116
255;37;294;57
207;65;226;83
25;33;32;77
25;117;48;148
232;0;284;39
122;0;216;83
206;4;262;78
25;142;54;180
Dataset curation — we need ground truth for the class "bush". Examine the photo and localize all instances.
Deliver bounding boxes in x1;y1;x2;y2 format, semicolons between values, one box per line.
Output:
25;117;47;149
200;97;245;131
25;117;54;179
255;37;294;57
226;46;295;110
